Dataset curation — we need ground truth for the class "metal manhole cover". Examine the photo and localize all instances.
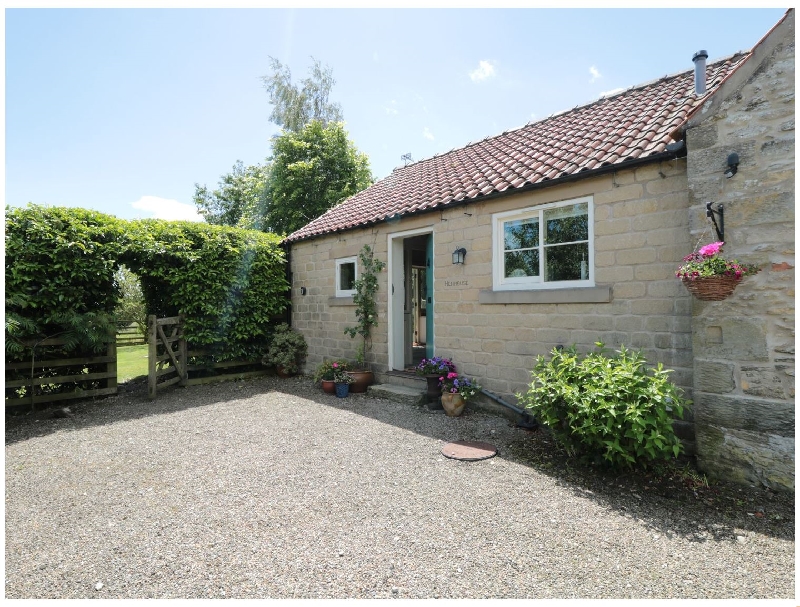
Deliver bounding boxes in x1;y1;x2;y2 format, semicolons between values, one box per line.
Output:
441;440;497;461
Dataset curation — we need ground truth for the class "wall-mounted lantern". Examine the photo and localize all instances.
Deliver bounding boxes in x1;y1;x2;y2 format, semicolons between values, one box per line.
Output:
725;152;739;179
452;247;467;265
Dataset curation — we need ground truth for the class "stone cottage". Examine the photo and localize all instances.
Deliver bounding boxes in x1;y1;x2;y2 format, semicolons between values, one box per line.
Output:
285;10;794;491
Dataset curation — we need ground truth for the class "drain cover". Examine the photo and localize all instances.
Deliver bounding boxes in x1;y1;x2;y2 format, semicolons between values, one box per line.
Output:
441;440;497;461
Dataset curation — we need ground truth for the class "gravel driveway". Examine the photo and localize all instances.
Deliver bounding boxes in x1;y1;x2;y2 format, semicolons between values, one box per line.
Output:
5;376;795;599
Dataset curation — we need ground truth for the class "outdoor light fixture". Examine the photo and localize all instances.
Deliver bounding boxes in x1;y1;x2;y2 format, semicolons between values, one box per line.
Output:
452;247;467;265
724;152;739;178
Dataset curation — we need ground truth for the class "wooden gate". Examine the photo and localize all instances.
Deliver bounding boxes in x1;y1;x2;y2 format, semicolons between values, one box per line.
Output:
148;315;187;400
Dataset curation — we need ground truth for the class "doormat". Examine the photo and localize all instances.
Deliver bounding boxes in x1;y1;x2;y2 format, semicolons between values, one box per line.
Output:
441;440;497;461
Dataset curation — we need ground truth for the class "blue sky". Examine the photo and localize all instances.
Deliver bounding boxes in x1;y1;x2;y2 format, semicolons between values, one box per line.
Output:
5;7;788;222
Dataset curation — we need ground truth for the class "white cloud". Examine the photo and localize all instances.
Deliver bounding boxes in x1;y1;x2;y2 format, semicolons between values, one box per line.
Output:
599;87;624;98
422;127;434;141
131;196;204;222
589;65;602;83
469;60;496;83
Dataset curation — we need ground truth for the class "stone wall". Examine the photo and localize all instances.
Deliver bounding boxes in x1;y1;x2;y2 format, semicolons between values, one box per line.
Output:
684;11;794;491
291;159;697;445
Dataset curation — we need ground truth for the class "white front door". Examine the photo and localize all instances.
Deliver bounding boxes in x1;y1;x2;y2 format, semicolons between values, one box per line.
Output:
387;228;433;371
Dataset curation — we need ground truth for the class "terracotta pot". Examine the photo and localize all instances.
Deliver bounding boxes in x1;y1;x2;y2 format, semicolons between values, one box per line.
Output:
276;365;295;378
321;380;336;394
347;370;374;393
425;375;443;408
441;392;466;417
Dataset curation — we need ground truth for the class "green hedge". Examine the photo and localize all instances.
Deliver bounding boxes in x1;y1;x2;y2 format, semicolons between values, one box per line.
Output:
5;205;126;360
5;205;289;365
121;219;288;361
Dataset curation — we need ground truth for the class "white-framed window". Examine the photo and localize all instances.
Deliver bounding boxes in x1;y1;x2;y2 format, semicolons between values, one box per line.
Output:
492;196;594;291
335;256;358;297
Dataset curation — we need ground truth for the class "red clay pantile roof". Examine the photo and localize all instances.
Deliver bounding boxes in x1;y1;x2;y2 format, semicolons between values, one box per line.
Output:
286;53;750;243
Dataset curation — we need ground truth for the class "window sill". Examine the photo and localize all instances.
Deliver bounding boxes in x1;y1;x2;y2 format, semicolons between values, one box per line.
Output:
479;285;611;305
328;296;356;306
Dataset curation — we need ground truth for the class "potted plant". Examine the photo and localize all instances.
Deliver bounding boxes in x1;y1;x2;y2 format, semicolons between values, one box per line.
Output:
263;323;308;377
439;372;482;417
344;245;386;393
333;364;355;398
676;241;760;301
415;356;456;407
314;359;349;393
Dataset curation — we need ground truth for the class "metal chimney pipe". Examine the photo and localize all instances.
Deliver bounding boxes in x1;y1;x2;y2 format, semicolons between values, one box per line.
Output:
692;50;708;95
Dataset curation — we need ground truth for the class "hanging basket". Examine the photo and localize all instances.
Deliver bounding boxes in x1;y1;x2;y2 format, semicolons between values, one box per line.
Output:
681;275;740;301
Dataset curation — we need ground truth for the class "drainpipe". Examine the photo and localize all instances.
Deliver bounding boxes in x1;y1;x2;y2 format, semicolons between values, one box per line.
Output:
284;240;293;327
480;388;538;430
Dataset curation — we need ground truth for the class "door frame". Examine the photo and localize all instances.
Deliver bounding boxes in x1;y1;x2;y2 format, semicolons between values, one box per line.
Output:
387;227;434;371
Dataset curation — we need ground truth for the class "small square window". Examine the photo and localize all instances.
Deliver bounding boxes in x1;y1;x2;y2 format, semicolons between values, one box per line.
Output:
336;257;357;297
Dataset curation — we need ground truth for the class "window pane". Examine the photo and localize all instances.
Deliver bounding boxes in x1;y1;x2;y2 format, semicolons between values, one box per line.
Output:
504;218;539;250
544;203;588;244
505;250;539;278
545;242;589;281
339;262;356;291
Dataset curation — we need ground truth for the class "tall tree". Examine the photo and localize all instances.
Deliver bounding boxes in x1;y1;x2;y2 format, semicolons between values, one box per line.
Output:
266;120;372;236
193;160;270;230
261;57;343;132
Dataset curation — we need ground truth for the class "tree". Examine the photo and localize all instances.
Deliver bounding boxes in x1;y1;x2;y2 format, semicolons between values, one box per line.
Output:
261;57;343;132
266;120;372;235
193;160;270;230
113;266;147;336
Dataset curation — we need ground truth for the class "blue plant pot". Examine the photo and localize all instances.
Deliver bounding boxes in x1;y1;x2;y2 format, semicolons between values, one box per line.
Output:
335;382;350;398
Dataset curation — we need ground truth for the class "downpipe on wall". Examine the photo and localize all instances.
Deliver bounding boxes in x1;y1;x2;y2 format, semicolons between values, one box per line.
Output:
480;388;538;430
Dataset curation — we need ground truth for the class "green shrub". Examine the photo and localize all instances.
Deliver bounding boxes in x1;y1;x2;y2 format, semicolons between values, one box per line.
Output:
5;205;290;367
121;219;289;361
5;205;126;360
263;323;308;374
517;343;689;468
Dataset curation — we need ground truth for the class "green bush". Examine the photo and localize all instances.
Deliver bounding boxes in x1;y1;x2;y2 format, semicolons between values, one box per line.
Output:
263;323;308;374
121;219;289;361
5;205;290;367
517;343;689;468
5;205;126;360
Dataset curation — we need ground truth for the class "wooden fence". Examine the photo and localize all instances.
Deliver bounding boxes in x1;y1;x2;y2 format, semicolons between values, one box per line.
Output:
5;338;117;409
185;349;269;386
147;314;268;399
116;320;146;346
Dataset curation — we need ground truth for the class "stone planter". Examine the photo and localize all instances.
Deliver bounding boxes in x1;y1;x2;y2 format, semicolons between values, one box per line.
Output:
321;380;336;394
441;392;466;417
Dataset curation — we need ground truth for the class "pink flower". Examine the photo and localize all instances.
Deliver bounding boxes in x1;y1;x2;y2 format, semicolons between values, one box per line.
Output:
332;363;338;368
447;372;458;379
698;241;724;257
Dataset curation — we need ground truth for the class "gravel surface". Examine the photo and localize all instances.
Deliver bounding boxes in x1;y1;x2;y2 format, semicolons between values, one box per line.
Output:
5;376;795;599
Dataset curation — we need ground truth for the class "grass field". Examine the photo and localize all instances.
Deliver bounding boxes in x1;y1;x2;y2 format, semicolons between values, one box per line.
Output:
117;344;148;382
